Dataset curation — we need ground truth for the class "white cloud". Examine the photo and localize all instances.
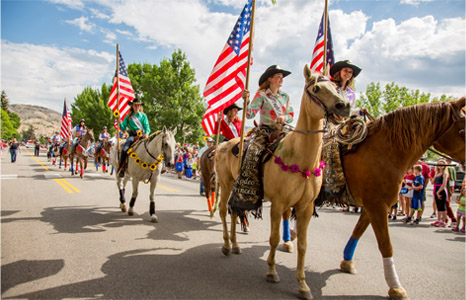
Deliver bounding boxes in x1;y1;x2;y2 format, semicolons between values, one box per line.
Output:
47;0;85;10
400;0;433;6
65;16;95;32
1;41;114;112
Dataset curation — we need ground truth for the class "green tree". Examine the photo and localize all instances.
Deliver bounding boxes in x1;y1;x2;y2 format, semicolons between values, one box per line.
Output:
128;49;204;144
21;125;35;141
1;109;14;139
1;90;10;112
71;84;114;139
356;82;454;117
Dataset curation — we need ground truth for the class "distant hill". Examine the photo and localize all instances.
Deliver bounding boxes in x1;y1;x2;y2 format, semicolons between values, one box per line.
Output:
9;104;61;138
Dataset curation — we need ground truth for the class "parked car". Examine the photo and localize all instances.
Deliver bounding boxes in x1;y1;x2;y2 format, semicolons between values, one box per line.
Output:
455;165;465;192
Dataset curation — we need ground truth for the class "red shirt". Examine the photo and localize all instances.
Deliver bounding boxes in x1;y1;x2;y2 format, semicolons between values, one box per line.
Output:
214;117;242;140
421;163;430;181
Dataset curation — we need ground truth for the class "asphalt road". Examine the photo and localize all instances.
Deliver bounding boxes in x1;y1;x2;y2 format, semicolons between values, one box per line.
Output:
1;148;465;300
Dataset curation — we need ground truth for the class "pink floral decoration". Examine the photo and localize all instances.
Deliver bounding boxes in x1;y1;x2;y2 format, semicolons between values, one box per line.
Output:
281;163;289;172
274;156;282;165
290;164;300;173
301;170;311;178
313;168;322;177
320;161;326;169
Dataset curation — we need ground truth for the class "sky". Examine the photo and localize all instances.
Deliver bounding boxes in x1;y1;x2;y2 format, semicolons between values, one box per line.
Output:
1;0;465;122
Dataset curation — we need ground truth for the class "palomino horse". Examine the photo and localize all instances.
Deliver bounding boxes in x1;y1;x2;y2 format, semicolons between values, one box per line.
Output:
215;65;350;300
95;140;113;173
336;97;465;300
110;126;177;222
70;129;95;178
199;146;216;213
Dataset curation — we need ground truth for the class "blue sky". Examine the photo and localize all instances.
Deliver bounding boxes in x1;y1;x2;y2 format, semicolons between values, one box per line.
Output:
2;0;465;118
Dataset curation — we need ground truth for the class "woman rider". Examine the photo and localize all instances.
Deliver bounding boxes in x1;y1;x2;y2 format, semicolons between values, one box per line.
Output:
329;60;362;117
70;119;87;150
229;65;294;229
214;102;242;142
118;98;150;177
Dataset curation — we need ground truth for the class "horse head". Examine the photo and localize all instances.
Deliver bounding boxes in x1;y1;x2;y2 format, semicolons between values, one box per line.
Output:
85;129;95;144
161;126;177;167
432;97;465;165
302;64;350;122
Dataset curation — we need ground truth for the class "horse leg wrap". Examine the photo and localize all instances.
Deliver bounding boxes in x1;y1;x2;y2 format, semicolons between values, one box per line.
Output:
282;219;291;242
150;202;155;215
119;189;126;204
383;257;401;288
129;197;136;208
343;236;359;261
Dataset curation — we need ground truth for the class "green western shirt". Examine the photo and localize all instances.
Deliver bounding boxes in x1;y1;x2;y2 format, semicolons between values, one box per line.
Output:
120;112;151;134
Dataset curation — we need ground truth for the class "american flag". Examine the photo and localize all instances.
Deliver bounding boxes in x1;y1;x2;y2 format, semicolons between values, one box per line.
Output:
310;12;334;74
202;0;252;136
60;99;72;139
108;51;135;123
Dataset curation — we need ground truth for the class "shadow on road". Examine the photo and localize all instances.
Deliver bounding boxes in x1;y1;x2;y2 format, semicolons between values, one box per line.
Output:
6;244;386;300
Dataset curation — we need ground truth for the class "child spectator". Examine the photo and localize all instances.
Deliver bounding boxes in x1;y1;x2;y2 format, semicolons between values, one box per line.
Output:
405;165;425;225
401;167;415;218
185;153;194;179
452;188;466;233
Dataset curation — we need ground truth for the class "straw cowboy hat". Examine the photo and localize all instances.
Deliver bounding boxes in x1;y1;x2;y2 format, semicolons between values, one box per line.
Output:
330;60;362;78
258;65;291;86
223;102;242;114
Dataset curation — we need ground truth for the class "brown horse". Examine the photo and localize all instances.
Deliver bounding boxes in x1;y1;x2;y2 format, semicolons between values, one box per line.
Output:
215;65;350;300
95;140;113;173
70;129;95;178
199;146;216;213
336;97;465;299
59;140;71;170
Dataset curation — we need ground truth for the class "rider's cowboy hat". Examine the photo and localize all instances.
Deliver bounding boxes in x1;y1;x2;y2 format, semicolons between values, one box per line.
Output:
206;137;214;142
223;102;242;114
129;98;144;106
102;126;107;129
79;119;85;123
330;60;362;78
258;65;291;86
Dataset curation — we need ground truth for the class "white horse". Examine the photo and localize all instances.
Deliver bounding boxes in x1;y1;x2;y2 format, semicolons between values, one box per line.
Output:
110;126;177;222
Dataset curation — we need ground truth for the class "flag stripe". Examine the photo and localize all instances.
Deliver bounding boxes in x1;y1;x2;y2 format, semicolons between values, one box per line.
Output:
108;52;135;121
60;100;72;139
310;12;334;74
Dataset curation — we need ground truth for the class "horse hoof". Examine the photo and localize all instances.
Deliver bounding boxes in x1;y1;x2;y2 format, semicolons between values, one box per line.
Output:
266;273;280;283
281;241;294;253
128;208;134;216
221;247;231;256
151;214;158;223
232;247;242;254
340;260;358;274
388;287;409;300
120;203;127;212
298;290;313;300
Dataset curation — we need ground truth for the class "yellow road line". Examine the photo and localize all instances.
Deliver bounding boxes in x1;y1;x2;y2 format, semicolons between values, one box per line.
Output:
24;149;49;171
60;179;81;193
157;184;180;193
54;179;73;193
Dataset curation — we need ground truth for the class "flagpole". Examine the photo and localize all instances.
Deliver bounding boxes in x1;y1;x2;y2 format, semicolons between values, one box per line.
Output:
116;44;120;165
237;0;255;170
66;98;70;154
322;0;329;75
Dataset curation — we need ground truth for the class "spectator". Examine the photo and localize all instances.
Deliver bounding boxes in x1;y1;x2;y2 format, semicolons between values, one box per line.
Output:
445;158;458;227
429;166;438;218
418;156;431;220
401;167;415;219
451;188;466;233
431;161;449;227
9;138;21;163
405;165;425;225
185;153;194;180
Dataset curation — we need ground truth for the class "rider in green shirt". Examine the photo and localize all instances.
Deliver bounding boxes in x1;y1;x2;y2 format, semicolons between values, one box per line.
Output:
118;98;151;177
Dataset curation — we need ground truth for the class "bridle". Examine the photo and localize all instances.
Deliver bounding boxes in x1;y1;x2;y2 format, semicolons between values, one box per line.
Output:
143;131;169;162
291;75;333;135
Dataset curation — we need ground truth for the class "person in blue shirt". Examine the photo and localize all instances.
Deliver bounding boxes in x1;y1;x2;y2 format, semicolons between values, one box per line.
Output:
118;98;151;177
70;119;87;151
406;165;425;225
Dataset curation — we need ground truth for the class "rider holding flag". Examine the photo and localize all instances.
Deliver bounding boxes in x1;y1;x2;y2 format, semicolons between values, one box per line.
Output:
118;98;151;177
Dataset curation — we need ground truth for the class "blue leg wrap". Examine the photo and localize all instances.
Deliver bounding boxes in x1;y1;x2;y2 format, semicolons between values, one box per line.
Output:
282;219;291;242
343;236;359;261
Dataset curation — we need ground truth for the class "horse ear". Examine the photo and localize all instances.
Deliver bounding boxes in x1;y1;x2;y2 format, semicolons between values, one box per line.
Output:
172;127;177;136
303;64;312;83
162;126;167;133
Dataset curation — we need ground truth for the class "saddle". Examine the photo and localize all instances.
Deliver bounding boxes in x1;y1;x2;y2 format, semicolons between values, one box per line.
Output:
315;118;368;207
228;127;287;225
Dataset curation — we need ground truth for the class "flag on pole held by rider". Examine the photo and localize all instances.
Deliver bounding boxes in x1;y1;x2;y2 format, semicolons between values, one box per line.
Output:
310;12;334;74
108;51;135;126
202;0;253;136
60;99;72;139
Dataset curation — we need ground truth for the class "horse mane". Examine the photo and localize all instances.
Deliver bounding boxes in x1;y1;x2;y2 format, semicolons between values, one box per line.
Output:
366;101;453;151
